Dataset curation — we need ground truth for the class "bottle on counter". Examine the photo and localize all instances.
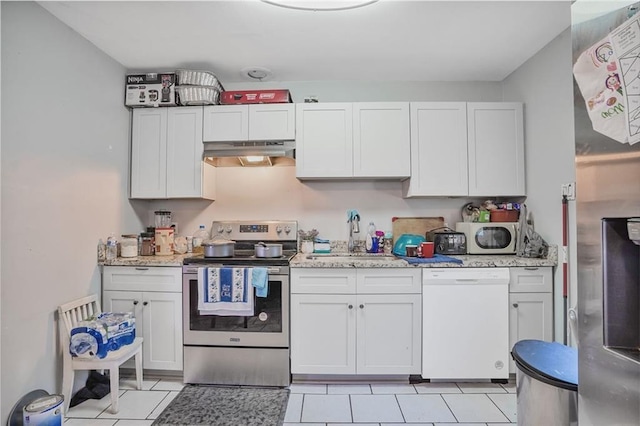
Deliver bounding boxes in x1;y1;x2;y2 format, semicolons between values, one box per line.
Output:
383;231;393;255
366;222;378;253
106;235;118;261
376;230;385;253
192;225;209;248
97;239;106;262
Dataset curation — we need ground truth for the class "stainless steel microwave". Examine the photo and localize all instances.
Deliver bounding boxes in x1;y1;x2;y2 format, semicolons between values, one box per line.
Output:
455;222;518;254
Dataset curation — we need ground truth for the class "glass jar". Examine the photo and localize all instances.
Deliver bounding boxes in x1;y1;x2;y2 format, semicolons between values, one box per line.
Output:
140;232;155;256
120;234;139;258
300;240;314;254
383;231;393;255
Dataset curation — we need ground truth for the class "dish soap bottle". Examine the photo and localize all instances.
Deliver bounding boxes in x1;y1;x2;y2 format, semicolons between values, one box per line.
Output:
365;222;378;253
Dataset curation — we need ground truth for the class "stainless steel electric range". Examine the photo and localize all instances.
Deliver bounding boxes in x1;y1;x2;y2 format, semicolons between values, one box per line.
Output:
181;220;298;387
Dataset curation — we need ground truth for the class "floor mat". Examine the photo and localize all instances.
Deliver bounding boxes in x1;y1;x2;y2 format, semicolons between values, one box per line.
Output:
152;385;290;426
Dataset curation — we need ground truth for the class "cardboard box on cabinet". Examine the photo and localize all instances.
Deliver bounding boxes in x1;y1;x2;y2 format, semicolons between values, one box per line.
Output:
125;73;176;107
220;89;292;104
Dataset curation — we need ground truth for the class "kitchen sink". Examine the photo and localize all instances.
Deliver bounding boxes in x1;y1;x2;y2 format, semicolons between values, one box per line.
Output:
305;253;396;261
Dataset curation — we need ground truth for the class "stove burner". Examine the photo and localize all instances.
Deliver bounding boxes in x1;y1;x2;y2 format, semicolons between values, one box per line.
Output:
182;251;297;267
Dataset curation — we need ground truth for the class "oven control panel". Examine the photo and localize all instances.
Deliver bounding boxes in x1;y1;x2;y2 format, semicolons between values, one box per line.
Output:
211;220;298;241
240;224;269;233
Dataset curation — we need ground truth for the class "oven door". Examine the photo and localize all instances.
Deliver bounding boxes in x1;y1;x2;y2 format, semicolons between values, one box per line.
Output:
182;266;289;348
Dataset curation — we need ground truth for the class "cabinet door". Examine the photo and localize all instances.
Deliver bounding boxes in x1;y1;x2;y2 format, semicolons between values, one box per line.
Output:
468;103;525;196
296;103;353;178
103;266;182;293
249;104;295;140
353;102;410;178
103;290;144;320
131;108;167;199
102;290;144;369
509;267;553;293
290;294;356;374
142;291;183;371
403;102;468;197
291;268;356;294
508;292;553;373
356;268;421;294
166;107;213;199
203;105;249;142
356;294;422;374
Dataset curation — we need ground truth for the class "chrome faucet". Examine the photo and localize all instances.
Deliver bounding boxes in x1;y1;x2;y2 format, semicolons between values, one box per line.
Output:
347;210;360;253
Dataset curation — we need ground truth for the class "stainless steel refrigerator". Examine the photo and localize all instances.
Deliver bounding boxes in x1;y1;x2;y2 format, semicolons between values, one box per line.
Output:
572;3;640;425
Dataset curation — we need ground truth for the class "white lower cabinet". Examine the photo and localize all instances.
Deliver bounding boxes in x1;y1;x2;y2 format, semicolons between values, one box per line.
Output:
508;267;554;373
290;268;421;375
102;266;183;371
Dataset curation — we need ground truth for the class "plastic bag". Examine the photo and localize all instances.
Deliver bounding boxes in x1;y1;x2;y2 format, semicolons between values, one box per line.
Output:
516;204;550;258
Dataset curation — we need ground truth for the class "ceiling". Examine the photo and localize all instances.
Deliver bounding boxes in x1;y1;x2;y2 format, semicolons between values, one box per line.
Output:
39;0;571;84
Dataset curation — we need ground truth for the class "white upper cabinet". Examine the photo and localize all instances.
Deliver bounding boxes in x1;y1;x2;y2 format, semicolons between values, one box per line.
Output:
203;105;248;141
131;108;167;199
353;102;410;178
131;107;215;200
403;102;468;197
202;104;295;142
468;102;525;197
296;102;410;179
296;103;354;178
403;101;525;198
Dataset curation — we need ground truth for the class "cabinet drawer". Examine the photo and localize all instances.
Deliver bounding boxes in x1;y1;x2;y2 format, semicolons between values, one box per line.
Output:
357;268;421;294
291;268;356;294
103;266;182;292
509;267;552;293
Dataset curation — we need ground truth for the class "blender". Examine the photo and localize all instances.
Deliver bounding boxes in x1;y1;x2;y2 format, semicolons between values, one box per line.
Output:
154;210;174;256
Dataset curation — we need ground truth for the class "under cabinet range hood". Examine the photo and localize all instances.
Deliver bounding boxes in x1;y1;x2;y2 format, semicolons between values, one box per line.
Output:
203;141;295;159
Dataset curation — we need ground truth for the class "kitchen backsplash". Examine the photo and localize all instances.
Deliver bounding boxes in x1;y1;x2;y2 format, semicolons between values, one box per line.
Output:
143;167;522;241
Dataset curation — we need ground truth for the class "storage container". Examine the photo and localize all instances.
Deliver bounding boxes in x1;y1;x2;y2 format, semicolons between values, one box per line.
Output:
491;209;520;222
175;86;221;105
120;235;138;258
176;69;224;90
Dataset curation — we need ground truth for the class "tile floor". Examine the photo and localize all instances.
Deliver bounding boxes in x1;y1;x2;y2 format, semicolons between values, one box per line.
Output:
65;377;517;425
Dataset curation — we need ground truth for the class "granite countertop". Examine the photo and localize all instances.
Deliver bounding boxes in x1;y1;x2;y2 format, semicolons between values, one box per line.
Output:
100;254;189;267
290;245;558;268
100;245;558;269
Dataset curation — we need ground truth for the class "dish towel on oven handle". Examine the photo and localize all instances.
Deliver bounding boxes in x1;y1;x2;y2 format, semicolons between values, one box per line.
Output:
252;267;269;297
197;267;270;316
198;267;254;316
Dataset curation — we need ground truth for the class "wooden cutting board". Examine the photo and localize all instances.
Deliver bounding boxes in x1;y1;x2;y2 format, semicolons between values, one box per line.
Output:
391;216;446;243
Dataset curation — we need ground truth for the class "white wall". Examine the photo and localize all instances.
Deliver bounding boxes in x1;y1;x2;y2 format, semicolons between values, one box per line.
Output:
0;2;143;422
502;26;576;343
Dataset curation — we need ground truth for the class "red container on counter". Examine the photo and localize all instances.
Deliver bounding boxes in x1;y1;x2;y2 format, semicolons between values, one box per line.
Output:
220;89;292;104
490;209;520;222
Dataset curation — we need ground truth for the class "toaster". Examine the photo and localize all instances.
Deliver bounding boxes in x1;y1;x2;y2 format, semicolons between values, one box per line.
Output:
426;229;467;255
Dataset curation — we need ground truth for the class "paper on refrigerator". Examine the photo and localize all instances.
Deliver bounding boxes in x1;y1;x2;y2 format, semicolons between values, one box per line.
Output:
573;14;640;145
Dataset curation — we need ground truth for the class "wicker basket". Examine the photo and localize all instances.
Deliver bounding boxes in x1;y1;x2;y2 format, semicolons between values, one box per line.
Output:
175;86;221;106
176;69;224;91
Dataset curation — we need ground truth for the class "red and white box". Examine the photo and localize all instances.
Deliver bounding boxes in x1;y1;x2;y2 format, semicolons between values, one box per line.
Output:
220;89;292;104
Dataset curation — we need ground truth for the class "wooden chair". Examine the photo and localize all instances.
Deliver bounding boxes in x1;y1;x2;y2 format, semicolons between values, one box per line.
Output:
58;294;143;414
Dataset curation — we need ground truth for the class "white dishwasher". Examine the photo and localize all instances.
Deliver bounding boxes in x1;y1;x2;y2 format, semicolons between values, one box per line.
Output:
422;268;510;380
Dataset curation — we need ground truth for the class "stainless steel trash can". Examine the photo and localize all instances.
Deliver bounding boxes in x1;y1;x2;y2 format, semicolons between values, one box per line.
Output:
512;340;578;426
